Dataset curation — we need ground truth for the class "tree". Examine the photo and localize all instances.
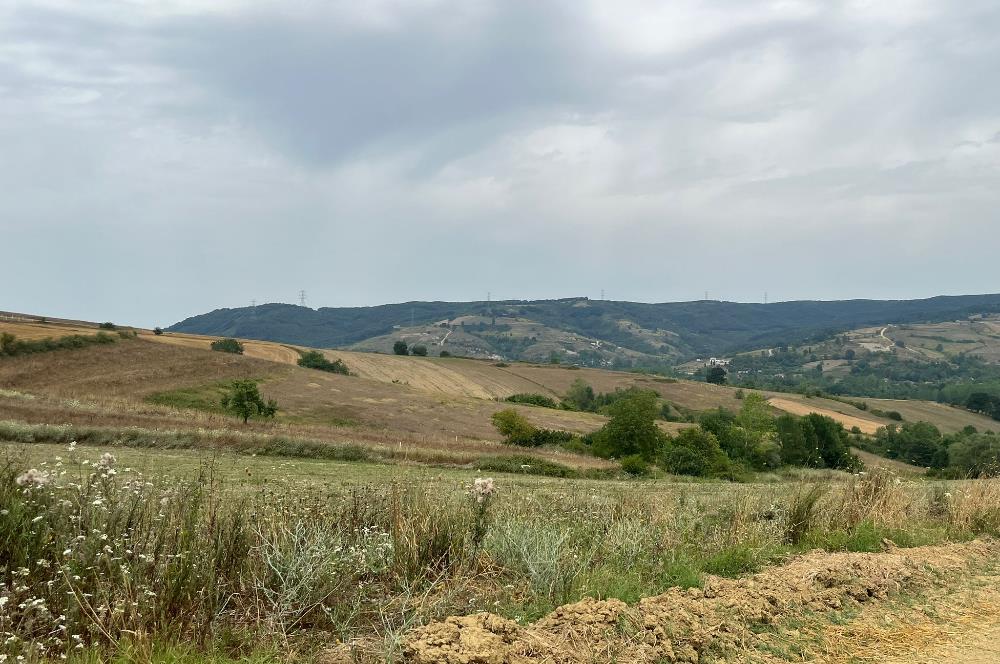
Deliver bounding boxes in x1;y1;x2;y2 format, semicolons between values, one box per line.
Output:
563;378;596;411
591;391;665;460
411;345;428;356
220;380;277;424
439;350;452;357
211;338;244;354
706;366;727;385
153;327;164;336
393;340;409;356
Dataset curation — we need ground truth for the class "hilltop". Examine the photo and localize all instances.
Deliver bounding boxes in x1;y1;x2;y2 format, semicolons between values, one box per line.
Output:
168;294;1000;367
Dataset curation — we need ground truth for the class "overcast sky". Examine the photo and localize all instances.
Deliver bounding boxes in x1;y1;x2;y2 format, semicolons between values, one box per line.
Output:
3;0;998;326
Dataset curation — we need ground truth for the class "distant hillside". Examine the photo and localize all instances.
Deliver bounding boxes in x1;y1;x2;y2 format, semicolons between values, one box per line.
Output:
168;294;1000;366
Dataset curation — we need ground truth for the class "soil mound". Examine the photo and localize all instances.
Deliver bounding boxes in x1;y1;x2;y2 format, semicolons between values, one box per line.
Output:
403;540;998;663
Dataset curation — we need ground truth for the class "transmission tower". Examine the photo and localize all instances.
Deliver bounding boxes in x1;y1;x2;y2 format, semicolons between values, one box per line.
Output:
298;290;306;307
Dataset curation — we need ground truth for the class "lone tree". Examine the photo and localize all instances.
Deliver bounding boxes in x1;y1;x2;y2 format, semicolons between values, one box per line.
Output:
411;344;428;356
153;327;164;336
706;366;727;385
220;380;277;424
393;340;409;356
211;338;244;354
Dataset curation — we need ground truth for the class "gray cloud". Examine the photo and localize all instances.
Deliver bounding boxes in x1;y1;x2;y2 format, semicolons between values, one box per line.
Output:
1;0;999;326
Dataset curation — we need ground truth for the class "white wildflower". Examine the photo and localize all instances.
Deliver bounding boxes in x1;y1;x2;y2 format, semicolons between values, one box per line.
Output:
471;477;496;503
98;452;116;469
15;469;50;487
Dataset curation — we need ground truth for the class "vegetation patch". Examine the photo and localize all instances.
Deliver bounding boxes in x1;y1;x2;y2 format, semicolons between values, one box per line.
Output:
296;349;350;375
0;331;117;357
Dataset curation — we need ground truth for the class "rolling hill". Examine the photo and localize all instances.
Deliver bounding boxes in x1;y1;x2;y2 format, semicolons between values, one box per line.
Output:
168;294;1000;367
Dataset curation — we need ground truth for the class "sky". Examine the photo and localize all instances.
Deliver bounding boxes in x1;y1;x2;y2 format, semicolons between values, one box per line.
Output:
2;0;999;327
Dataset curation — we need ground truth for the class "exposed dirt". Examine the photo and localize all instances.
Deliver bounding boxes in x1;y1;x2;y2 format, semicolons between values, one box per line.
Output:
400;540;999;664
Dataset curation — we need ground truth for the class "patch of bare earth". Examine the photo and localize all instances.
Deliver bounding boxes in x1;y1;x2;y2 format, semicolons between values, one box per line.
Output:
387;540;997;664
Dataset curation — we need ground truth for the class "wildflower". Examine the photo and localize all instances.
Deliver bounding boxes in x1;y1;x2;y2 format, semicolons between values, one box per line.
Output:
471;477;496;503
98;452;116;469
68;441;77;451
15;469;50;487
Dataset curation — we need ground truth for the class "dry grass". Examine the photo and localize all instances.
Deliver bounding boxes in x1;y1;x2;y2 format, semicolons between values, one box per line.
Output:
768;397;884;434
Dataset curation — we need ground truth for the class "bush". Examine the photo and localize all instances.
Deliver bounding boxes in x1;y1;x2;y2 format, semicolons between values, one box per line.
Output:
505;393;559;409
440;350;452;357
591;391;667;460
661;428;734;478
220;380;278;423
297;350;350;375
620;455;650;477
491;409;539;446
411;345;428;357
98;322;117;330
706;366;727;385
0;332;117;358
393;340;409;356
153;327;164;336
211;338;245;354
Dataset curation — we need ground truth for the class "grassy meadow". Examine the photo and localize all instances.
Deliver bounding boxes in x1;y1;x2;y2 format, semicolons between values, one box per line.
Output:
4;438;1000;663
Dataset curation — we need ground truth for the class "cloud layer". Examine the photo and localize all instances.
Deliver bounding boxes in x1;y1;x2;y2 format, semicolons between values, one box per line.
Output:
2;0;998;325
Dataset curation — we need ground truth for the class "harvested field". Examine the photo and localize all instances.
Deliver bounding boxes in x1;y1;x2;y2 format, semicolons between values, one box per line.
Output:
141;329;303;364
399;540;999;664
768;397;884;434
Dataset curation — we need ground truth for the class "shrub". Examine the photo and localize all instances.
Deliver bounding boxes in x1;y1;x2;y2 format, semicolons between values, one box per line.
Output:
661;428;734;478
393;340;409;355
491;409;539;446
98;322;117;330
620;455;650;477
706;366;727;385
220;380;278;423
153;327;164;335
562;379;595;411
591;391;667;460
0;332;117;358
297;350;350;375
440;350;452;357
211;338;245;354
505;393;559;409
411;345;428;357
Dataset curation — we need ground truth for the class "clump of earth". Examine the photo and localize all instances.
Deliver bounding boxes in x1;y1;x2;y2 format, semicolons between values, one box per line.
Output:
395;540;997;664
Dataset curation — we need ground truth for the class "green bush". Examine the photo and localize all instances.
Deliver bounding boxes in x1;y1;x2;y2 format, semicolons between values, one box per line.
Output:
211;338;245;354
297;350;350;375
393;340;409;355
491;409;539;446
505;393;559;409
620;455;650;477
440;350;452;357
661;428;734;478
98;322;117;330
153;327;164;335
0;332;117;358
220;380;277;423
590;391;666;460
411;345;428;356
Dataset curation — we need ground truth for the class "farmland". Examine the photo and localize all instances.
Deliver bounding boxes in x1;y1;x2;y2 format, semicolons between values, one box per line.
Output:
3;318;1000;663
